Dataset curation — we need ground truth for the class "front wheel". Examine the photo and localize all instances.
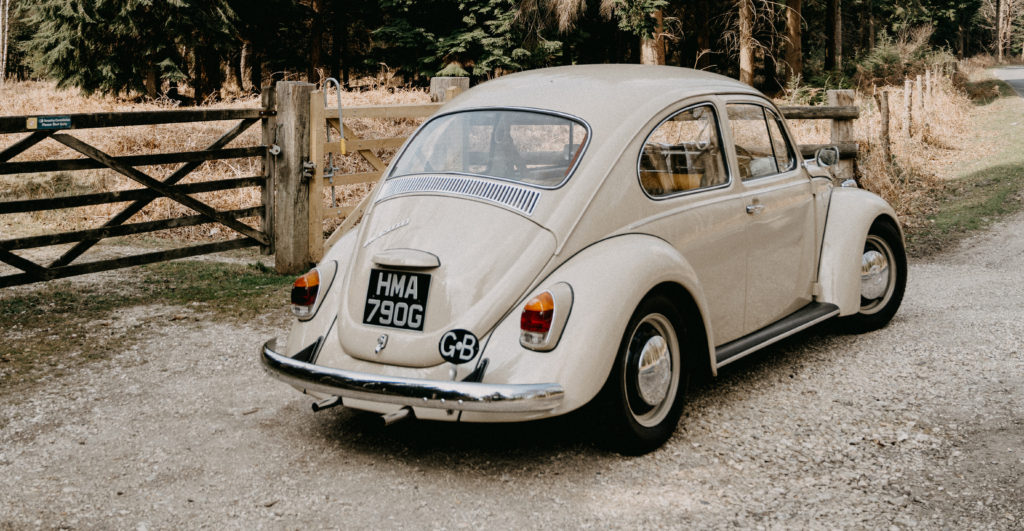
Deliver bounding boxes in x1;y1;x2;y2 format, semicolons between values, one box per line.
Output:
595;295;688;455
840;219;907;333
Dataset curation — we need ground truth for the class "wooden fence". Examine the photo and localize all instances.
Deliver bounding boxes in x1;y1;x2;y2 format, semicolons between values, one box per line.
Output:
0;83;859;285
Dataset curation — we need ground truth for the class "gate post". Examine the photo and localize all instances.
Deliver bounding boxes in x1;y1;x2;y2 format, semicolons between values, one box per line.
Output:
260;84;277;256
273;81;315;275
826;89;856;180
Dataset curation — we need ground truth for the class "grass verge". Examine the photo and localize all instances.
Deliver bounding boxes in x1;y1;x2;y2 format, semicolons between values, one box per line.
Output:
904;75;1024;257
0;260;293;394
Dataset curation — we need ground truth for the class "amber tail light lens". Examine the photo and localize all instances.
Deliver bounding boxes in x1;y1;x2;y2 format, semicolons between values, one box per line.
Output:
521;291;554;334
291;269;320;318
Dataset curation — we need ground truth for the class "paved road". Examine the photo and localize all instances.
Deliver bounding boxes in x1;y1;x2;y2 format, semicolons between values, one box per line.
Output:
992;66;1024;96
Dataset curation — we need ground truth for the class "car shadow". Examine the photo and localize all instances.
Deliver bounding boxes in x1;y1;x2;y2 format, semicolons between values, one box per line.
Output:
297;320;857;465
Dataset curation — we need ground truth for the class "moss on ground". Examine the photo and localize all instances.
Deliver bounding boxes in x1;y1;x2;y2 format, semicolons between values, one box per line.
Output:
0;260;293;394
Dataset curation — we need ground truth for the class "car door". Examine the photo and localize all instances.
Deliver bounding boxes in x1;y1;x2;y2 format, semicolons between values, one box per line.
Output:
636;102;750;345
724;100;817;334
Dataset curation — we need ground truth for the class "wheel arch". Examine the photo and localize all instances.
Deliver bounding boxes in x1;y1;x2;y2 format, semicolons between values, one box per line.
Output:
474;233;717;417
817;188;903;316
647;281;715;380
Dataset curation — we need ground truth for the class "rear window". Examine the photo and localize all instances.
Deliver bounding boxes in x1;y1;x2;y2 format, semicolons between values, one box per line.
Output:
389;110;589;188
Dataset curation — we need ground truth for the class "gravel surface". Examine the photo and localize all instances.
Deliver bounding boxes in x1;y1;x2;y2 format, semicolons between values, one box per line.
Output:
2;213;1024;528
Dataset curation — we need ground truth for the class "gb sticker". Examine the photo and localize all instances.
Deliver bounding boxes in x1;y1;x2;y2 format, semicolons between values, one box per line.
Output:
439;329;479;364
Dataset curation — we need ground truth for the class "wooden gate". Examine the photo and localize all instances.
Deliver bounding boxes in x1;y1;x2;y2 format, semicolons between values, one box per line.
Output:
0;106;273;288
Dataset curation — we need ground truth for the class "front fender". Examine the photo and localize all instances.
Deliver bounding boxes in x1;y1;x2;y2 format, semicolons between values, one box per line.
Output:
465;234;715;420
818;187;902;315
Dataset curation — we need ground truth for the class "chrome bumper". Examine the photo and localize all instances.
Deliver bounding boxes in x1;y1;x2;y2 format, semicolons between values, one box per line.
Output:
260;339;564;413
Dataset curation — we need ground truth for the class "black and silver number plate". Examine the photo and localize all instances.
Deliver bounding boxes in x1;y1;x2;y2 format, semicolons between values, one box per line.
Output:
363;269;431;331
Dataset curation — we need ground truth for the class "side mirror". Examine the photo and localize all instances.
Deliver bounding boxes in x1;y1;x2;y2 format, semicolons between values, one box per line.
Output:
814;146;840;167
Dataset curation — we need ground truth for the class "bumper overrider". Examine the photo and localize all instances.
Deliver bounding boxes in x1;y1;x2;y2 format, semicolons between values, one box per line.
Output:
260;339;565;412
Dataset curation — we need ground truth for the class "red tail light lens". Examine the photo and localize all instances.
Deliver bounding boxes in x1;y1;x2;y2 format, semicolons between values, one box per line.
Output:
291;269;320;317
520;291;554;334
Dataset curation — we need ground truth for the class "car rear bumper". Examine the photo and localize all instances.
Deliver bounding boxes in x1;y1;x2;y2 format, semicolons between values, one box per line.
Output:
260;338;564;413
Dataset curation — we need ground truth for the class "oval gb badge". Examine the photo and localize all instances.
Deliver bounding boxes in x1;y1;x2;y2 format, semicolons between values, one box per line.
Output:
438;329;479;364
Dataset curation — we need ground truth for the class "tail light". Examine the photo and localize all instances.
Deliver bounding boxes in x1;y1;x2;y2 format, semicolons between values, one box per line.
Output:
520;291;554;343
519;283;573;351
291;269;320;318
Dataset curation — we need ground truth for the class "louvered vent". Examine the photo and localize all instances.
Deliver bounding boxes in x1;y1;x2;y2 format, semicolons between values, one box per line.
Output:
376;175;541;216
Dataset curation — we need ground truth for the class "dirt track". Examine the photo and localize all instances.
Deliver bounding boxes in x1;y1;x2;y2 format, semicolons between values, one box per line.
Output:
0;198;1022;529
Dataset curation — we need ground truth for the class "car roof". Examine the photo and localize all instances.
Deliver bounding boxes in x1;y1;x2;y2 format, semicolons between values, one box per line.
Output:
442;64;763;122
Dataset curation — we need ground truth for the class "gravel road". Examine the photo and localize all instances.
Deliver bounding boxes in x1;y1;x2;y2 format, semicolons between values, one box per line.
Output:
2;203;1022;530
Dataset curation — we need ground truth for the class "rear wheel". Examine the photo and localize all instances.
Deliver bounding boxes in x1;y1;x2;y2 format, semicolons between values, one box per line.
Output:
596;295;688;455
840;219;907;333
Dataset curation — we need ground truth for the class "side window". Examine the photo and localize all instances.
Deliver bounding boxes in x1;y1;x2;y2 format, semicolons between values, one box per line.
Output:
639;104;727;197
727;103;780;180
765;109;796;172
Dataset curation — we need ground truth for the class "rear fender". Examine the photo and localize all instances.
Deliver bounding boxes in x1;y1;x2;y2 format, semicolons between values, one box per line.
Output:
818;188;902;315
464;234;715;420
283;230;359;358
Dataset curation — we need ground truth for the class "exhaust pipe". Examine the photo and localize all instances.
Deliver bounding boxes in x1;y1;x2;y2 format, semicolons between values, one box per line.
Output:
381;406;414;426
311;396;342;412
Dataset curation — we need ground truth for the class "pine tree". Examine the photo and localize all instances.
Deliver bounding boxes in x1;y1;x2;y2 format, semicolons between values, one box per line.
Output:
23;0;237;99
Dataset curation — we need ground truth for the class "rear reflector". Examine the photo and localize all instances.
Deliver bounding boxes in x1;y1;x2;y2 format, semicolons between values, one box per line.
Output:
291;269;320;317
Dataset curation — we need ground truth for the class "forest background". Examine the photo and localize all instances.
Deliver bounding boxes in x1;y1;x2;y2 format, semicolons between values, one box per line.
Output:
0;0;1022;98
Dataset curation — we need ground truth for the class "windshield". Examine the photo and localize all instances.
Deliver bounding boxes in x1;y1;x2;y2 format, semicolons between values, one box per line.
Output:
389;109;589;188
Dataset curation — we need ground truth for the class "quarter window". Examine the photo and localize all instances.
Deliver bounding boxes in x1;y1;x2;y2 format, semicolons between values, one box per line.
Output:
727;103;794;180
639;104;727;197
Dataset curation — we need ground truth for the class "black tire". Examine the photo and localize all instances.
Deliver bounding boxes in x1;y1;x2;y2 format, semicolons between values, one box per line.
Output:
839;219;907;334
594;295;689;455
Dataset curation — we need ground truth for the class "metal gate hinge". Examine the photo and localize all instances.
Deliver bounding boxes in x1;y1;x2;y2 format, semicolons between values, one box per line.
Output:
259;110;277;117
302;160;316;180
268;144;281;156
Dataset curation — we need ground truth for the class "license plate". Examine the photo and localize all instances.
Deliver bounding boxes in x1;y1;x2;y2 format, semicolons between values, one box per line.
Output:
363;269;431;331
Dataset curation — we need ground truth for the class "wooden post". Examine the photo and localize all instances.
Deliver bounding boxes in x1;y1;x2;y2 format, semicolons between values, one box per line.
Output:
925;69;931;110
914;74;924;137
272;81;315;275
308;90;326;263
903;79;912;138
429;77;469;102
827;89;856;180
260;85;277;255
874;90;891;164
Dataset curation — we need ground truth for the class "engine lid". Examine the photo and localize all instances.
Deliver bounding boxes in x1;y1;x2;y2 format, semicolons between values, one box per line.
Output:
337;194;556;367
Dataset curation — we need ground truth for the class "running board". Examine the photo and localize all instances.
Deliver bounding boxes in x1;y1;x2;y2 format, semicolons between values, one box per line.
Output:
715;302;839;368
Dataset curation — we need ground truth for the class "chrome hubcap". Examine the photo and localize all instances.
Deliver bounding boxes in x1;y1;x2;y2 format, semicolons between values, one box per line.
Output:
860;234;896;315
860;249;889;300
637;335;671;406
624;313;680;428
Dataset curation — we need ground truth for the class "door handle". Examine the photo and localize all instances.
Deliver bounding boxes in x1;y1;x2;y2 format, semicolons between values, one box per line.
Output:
746;203;765;215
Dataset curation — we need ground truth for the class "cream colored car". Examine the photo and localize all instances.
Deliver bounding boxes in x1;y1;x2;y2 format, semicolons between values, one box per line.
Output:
260;65;906;454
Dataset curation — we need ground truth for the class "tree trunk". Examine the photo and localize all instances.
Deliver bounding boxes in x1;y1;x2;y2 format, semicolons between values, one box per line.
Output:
739;0;754;84
240;42;252;92
784;0;803;83
695;0;713;69
0;0;9;86
309;0;325;82
867;0;875;51
144;67;158;98
640;9;666;65
996;0;1003;62
825;0;841;71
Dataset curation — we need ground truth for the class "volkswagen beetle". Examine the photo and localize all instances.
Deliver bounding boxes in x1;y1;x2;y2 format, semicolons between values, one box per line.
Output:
260;65;906;454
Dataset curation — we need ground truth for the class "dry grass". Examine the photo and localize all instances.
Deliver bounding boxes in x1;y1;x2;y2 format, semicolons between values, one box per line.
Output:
782;64;979;234
0;81;429;250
